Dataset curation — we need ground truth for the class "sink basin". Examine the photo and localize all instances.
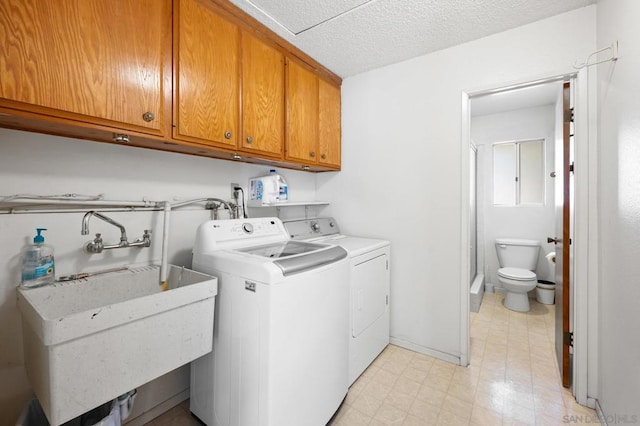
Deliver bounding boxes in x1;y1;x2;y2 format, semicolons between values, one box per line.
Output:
17;264;217;425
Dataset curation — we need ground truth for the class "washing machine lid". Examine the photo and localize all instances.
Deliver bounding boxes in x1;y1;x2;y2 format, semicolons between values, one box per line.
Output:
238;240;326;258
238;241;347;276
498;267;536;280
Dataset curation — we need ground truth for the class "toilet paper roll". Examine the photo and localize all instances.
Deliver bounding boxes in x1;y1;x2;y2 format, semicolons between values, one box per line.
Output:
546;252;556;264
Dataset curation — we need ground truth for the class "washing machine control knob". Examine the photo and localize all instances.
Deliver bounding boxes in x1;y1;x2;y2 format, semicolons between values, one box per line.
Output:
242;223;254;234
311;221;320;232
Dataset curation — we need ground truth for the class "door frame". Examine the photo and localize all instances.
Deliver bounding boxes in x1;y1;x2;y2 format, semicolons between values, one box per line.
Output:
572;67;599;408
459;68;598;407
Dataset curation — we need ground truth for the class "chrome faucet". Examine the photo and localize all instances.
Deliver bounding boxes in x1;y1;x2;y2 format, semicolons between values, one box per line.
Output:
82;211;127;241
81;211;151;253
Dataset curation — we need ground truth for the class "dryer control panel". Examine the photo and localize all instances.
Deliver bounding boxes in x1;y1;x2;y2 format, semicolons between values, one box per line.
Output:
283;217;341;240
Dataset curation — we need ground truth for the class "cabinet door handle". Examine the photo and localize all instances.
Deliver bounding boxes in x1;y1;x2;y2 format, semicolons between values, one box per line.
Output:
309;151;316;158
142;111;155;122
224;131;233;140
112;133;130;143
246;136;254;144
321;153;326;160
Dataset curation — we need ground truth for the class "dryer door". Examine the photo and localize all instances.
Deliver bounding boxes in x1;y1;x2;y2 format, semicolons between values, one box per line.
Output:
352;253;389;337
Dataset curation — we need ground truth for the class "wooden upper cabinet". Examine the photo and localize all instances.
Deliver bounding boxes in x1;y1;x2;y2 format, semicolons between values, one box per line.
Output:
285;58;319;164
240;32;284;158
318;79;341;168
285;58;341;169
0;0;169;135
174;0;239;148
0;0;340;170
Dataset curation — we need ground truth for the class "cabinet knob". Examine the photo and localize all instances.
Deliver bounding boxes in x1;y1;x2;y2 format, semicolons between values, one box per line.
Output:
309;151;316;158
224;131;233;140
246;136;254;144
142;111;155;122
321;153;327;160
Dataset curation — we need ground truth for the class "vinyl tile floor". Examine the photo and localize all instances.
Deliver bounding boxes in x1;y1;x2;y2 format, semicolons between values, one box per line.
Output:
145;292;598;425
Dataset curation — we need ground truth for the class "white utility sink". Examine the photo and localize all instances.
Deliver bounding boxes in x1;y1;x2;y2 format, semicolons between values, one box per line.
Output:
17;264;217;426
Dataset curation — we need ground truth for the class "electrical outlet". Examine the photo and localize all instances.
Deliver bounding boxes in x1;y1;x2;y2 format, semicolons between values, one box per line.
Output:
230;183;240;199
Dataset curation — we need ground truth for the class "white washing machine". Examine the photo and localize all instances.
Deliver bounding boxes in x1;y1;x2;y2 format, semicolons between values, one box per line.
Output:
190;218;349;426
284;217;390;385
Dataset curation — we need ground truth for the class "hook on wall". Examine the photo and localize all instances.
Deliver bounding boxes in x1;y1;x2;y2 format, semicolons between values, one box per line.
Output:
573;41;618;69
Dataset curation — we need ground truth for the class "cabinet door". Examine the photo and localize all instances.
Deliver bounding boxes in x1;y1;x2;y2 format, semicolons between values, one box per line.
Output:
318;79;341;168
0;0;168;134
240;32;284;158
174;0;239;148
285;58;318;164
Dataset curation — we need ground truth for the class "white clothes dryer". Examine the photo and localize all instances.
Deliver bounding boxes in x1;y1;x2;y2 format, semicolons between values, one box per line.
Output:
190;218;349;426
284;217;391;385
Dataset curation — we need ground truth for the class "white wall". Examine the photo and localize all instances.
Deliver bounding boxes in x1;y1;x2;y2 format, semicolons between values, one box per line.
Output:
0;128;317;424
471;105;557;289
317;6;596;361
596;0;640;420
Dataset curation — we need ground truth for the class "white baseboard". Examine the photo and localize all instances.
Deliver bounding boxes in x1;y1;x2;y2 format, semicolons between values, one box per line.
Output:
390;337;461;365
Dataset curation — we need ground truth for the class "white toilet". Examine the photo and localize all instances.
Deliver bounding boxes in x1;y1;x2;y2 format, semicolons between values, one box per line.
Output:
495;238;540;312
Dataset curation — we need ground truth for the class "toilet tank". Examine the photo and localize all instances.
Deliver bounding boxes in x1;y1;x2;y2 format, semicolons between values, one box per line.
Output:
495;238;540;270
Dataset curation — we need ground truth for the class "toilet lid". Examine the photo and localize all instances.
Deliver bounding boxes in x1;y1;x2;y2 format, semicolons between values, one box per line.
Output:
498;267;536;281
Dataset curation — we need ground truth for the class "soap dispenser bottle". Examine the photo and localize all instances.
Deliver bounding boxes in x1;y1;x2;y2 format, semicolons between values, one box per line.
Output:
21;228;55;288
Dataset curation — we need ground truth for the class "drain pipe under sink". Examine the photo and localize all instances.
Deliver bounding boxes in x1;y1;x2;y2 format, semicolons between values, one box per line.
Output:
160;201;171;291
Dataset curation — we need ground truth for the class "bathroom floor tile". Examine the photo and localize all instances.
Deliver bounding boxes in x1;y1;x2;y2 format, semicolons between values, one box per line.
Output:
144;293;597;426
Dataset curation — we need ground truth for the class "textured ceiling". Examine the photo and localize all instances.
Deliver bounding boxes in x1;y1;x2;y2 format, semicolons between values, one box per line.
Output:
230;0;596;78
245;0;372;34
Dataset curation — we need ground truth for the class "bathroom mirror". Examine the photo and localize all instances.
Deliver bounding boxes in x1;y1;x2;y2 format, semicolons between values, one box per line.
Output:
493;139;544;205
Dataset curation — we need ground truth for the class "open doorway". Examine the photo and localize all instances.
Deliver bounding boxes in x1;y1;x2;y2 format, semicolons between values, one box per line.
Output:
463;75;580;395
460;62;600;407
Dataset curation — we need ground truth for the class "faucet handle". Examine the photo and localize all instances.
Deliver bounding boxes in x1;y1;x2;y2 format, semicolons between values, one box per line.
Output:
94;233;103;251
84;233;104;253
141;229;152;247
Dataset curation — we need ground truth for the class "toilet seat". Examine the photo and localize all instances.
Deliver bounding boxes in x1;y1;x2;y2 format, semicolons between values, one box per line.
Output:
498;267;536;281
